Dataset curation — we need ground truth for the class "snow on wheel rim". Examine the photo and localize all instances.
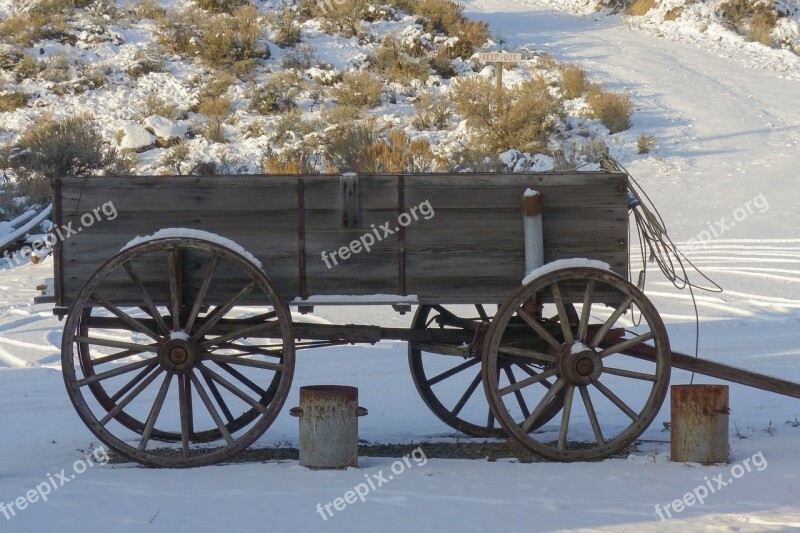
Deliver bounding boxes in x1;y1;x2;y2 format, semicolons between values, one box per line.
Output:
61;236;295;468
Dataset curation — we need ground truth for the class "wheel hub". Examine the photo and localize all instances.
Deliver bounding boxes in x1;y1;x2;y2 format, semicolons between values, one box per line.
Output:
159;337;198;372
560;346;603;385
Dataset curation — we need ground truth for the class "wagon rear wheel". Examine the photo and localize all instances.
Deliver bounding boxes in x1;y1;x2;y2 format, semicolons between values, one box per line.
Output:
482;267;670;461
61;236;295;468
409;304;563;437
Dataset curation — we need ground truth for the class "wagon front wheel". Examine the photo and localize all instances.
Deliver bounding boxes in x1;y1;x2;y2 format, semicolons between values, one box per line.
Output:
61;235;295;468
482;267;670;461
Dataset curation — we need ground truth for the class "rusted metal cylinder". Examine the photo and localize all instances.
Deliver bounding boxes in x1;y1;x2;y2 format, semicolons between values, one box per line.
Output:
289;385;367;469
671;384;729;464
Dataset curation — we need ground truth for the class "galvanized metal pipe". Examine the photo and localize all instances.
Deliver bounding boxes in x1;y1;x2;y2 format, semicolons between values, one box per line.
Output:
521;189;544;276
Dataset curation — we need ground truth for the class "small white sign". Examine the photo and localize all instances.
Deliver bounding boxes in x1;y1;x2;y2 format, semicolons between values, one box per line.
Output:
477;52;522;63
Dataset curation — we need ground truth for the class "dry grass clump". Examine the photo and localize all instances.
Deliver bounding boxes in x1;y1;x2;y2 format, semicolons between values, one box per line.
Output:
560;63;589;100
0;0;78;46
268;8;302;47
141;94;183;120
262;147;319;174
719;0;778;46
586;86;633;133
625;0;657;16
450;75;561;153
412;92;452;130
0;91;28;112
637;132;656;154
40;51;74;83
332;71;384;108
0;113;131;205
325;120;441;173
414;0;489;59
250;71;305;115
157;5;267;76
126;47;164;78
281;43;317;70
198;96;232;143
195;0;246;14
369;36;430;85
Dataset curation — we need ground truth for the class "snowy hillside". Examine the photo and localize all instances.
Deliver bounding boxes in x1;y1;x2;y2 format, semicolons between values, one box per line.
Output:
1;0;800;531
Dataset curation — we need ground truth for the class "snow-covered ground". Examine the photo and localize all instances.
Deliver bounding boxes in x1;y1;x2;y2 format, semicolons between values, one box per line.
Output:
1;0;800;531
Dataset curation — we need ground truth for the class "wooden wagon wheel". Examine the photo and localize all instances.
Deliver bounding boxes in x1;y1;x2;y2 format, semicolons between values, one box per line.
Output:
482;267;670;461
409;304;563;437
61;236;295;468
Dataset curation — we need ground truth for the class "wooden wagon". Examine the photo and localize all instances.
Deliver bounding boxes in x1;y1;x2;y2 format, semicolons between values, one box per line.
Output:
51;172;800;468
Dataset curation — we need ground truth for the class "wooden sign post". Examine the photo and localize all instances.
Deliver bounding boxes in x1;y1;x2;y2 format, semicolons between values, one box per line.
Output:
478;52;522;109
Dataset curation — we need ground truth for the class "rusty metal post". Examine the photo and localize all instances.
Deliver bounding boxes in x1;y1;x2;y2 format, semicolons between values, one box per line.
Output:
671;384;729;464
289;385;367;469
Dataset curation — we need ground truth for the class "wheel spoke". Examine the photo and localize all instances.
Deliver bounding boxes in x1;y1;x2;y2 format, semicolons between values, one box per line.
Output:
598;332;655;358
514;363;556;389
77;357;158;387
200;321;275;350
185;255;220;335
497;346;557;364
201;369;235;424
90;294;160;341
522;378;565;433
475;304;489;321
212;342;284;358
516;308;562;351
138;370;174;451
426;357;480;386
593;380;638;421
109;362;158;402
579;384;605;445
499;367;558;396
178;372;191;457
603;366;657;382
168;247;182;331
504;366;530;419
189;371;234;445
93;347;148;367
123;261;170;336
198;364;270;415
577;280;595;343
190;282;256;341
551;283;574;344
74;336;157;354
558;385;575;450
100;367;163;425
214;361;268;398
451;370;482;417
590;296;633;348
203;352;283;372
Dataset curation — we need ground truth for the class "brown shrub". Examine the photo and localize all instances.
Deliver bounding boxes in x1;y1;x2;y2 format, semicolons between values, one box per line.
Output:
587;87;633;134
332;71;383;108
451;75;561;153
625;0;657;16
560;63;589;99
0;91;29;112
